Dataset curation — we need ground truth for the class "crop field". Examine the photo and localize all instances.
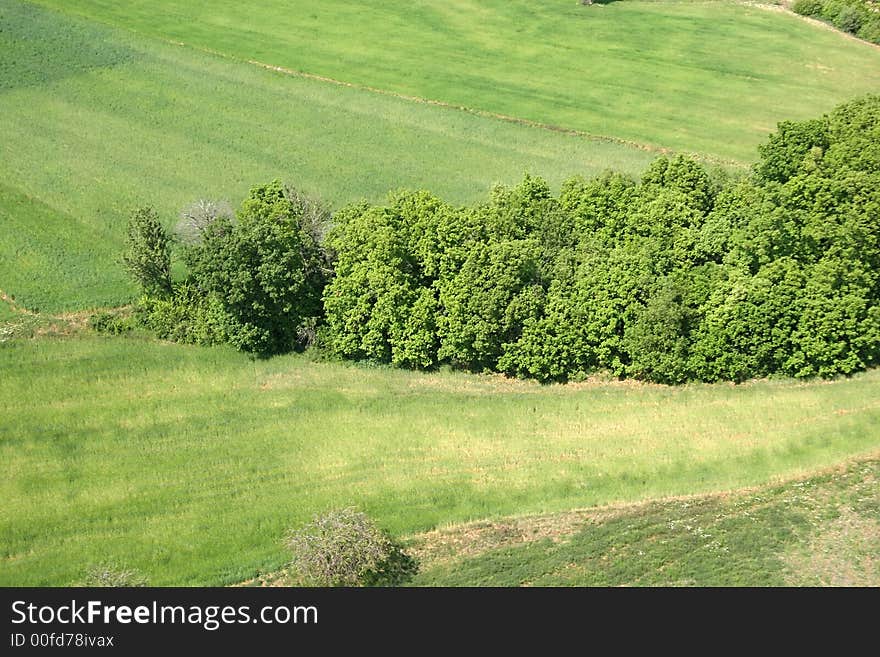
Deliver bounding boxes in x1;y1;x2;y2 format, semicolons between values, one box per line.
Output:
1;335;879;585
33;0;880;161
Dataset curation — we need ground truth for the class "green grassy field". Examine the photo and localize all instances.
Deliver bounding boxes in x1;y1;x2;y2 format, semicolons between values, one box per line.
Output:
2;0;879;589
0;0;656;312
2;334;879;585
412;454;880;586
35;0;880;161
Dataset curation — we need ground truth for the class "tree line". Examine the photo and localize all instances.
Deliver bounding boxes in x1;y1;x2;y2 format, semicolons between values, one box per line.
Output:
793;0;880;44
114;95;880;384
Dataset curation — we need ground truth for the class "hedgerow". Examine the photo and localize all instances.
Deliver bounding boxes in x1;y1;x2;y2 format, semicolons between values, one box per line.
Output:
323;95;880;383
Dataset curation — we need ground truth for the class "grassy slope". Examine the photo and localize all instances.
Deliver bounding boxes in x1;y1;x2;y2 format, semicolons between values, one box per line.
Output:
413;454;880;586
1;335;879;585
36;0;880;162
0;1;654;312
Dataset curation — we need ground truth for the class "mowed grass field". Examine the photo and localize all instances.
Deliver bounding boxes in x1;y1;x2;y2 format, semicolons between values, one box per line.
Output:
412;455;880;586
36;0;880;161
1;334;879;585
0;0;655;313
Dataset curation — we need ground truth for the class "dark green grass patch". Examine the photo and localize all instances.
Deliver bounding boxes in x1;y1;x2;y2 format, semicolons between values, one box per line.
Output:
413;456;880;586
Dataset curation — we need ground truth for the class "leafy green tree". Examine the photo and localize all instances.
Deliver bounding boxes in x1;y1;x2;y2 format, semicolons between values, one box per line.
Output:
122;206;172;297
323;192;450;368
789;255;880;377
624;266;719;384
439;238;544;371
559;170;636;238
184;180;325;355
641;155;715;214
692;259;804;382
754;118;829;184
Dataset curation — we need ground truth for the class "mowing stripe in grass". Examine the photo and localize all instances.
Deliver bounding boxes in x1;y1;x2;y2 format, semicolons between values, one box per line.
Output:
1;335;879;585
32;0;880;162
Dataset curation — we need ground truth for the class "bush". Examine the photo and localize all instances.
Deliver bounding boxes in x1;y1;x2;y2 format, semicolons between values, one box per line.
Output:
835;5;863;34
285;508;418;587
89;309;134;335
135;285;229;346
792;0;824;16
82;563;148;587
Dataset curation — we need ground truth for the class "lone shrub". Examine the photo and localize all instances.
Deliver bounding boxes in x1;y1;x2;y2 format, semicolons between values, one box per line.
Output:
82;563;148;587
285;508;418;587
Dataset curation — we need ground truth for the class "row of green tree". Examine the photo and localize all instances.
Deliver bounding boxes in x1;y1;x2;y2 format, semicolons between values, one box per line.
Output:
116;95;880;384
793;0;880;44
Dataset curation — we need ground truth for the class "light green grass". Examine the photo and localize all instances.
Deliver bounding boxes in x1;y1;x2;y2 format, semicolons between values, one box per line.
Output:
36;0;880;162
1;334;878;585
412;455;880;586
0;1;655;313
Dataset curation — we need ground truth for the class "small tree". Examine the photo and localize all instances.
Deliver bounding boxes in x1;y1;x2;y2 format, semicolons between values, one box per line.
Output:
122;206;172;297
285;508;417;587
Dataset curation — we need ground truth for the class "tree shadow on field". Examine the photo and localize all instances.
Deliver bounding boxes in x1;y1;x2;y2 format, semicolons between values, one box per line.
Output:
0;2;136;92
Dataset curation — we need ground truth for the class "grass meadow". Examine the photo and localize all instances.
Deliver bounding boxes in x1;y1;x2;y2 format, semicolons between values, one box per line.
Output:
2;0;879;588
36;0;880;162
1;334;878;585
